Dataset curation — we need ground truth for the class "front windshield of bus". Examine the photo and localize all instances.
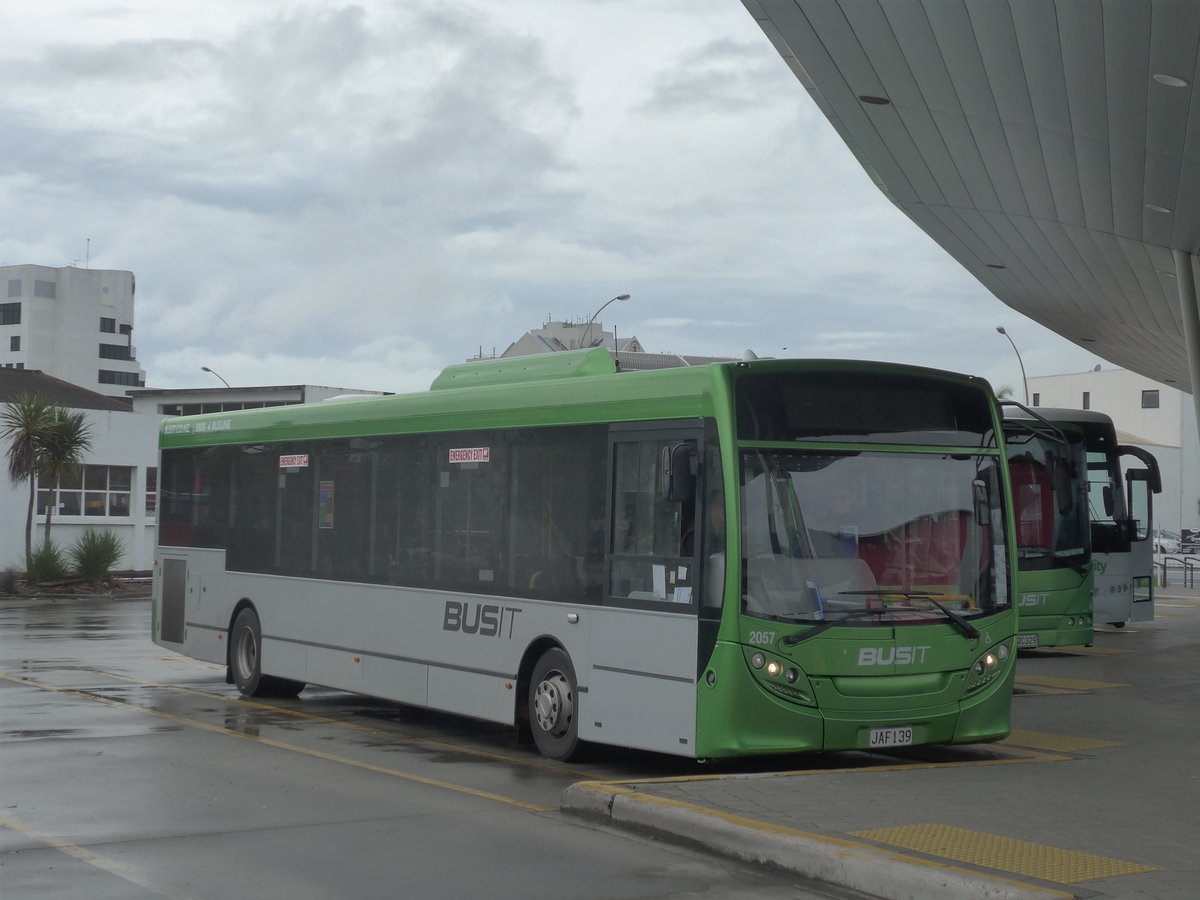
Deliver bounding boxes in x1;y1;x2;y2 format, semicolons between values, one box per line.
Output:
1006;433;1089;568
740;450;1009;626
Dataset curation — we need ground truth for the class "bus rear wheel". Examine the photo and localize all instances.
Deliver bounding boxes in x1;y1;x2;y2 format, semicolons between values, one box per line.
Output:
230;608;305;699
529;648;579;761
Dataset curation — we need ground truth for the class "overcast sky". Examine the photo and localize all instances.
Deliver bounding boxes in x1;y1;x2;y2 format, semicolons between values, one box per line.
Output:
2;0;1109;397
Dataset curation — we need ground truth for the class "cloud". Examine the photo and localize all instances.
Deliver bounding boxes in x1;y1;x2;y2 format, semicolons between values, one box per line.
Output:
0;0;1109;398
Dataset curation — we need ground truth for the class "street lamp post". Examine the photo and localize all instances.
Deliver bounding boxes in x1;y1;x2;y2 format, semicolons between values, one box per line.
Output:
201;366;232;389
995;327;1028;404
579;294;630;350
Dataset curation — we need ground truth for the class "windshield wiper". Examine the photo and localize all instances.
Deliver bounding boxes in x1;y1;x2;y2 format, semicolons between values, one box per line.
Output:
782;609;887;645
837;590;981;640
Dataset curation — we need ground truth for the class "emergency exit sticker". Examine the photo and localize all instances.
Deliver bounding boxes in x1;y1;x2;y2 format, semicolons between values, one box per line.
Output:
448;447;490;463
279;454;310;468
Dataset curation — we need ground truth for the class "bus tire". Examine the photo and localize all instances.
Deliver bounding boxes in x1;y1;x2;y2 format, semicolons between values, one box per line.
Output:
230;608;306;698
528;648;579;761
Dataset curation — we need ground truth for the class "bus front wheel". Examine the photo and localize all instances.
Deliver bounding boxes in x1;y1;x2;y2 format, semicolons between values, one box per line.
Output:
529;648;579;761
230;608;305;699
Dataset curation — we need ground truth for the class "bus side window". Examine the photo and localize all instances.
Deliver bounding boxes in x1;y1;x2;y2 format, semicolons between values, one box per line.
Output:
611;438;696;602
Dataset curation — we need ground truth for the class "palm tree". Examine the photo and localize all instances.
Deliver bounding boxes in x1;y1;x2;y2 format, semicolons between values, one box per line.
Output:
1;393;56;567
38;410;93;543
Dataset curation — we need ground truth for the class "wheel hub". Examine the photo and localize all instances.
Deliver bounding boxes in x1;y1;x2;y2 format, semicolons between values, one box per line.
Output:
533;672;572;736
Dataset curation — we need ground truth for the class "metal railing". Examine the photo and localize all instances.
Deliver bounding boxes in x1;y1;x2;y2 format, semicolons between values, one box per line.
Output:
1158;556;1198;589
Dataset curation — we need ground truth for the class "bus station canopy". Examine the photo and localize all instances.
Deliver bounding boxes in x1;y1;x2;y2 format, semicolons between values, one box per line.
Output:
742;0;1200;401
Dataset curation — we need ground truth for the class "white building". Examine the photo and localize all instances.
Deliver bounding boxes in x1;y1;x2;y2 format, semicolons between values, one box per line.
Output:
1;369;159;572
1029;368;1199;537
1;264;145;398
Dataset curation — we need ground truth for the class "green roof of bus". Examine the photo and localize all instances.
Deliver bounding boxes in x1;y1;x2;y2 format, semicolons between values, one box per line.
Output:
159;351;993;449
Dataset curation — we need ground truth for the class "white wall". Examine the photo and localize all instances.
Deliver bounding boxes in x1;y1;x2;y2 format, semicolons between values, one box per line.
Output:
0;407;161;573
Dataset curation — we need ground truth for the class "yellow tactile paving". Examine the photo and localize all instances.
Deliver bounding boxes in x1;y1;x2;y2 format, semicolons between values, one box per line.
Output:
849;824;1157;884
1016;675;1126;691
1002;730;1122;752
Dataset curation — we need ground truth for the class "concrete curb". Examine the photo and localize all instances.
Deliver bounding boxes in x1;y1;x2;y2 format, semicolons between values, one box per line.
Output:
561;781;1074;900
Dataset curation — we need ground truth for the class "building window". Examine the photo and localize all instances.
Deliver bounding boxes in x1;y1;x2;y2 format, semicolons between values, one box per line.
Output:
145;467;158;515
100;317;116;333
98;369;143;386
99;343;134;360
1141;390;1160;409
1082;391;1090;410
86;465;132;516
37;465;131;518
9;336;18;351
1031;393;1040;406
7;279;20;298
119;324;132;336
0;302;19;325
33;280;56;299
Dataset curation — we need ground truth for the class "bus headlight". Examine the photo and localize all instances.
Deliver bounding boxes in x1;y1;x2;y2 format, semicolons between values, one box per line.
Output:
965;641;1012;694
743;648;815;706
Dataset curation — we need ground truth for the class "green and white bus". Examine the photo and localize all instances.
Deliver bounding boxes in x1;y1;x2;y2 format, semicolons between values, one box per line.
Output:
1002;406;1093;648
1030;409;1161;628
153;351;1018;760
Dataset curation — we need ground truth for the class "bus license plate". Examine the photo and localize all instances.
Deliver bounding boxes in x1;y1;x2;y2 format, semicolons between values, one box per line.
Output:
869;726;913;748
1017;634;1039;648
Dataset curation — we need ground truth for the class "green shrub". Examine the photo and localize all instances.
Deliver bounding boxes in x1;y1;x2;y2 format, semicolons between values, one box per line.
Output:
69;529;125;587
25;540;69;584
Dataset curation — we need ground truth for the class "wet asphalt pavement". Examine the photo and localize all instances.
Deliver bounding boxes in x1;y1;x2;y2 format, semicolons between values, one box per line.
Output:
0;593;873;900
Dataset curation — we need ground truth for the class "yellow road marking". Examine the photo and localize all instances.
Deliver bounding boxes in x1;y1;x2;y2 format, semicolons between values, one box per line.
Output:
1003;730;1121;752
0;813;205;900
0;673;551;812
850;823;1157;884
80;668;585;776
1016;674;1126;691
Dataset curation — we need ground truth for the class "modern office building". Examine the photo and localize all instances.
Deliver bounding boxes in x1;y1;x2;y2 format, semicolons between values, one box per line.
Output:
1;264;145;399
742;3;1200;440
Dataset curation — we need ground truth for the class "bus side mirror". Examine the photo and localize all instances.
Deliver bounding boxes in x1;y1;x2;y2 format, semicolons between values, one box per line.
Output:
661;443;697;503
1102;485;1114;517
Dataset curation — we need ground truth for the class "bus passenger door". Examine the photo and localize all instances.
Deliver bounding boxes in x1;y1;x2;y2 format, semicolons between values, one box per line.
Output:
585;426;702;756
1126;467;1156;622
1119;445;1161;624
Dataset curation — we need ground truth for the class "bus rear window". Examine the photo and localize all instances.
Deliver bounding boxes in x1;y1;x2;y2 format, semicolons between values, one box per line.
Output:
735;372;995;446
